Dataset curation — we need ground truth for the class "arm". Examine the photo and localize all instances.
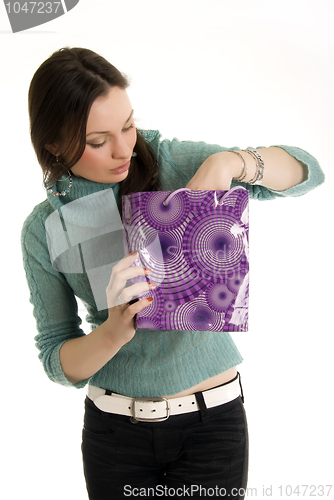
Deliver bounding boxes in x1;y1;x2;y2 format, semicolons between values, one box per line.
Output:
59;253;154;385
59;299;149;385
186;147;307;192
22;209;153;387
146;131;325;198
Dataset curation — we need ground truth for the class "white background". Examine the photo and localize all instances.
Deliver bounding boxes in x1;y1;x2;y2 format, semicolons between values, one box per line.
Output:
1;1;333;499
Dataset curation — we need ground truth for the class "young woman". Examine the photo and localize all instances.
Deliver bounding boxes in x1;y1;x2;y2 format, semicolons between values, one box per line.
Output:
22;47;325;500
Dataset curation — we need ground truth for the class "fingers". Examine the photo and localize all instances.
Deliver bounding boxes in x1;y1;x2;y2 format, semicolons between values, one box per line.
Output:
119;281;156;304
107;267;152;304
108;251;151;289
118;265;152;283
124;296;154;316
111;251;140;273
107;296;154;342
106;250;155;308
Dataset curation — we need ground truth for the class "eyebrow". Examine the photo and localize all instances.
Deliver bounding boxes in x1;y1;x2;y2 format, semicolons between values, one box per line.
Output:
86;109;134;137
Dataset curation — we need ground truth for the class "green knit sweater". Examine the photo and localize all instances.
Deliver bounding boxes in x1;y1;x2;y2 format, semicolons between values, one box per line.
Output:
21;130;325;397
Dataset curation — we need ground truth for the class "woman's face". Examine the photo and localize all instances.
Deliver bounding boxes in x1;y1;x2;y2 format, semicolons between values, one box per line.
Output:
70;86;137;183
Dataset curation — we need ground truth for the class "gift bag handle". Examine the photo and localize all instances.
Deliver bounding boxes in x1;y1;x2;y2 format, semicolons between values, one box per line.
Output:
163;186;247;207
163;188;191;206
214;185;247;206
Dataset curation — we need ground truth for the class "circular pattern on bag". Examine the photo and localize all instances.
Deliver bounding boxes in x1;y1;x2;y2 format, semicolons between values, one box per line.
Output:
225;271;247;294
159;264;209;304
183;207;246;281
124;221;157;254
236;190;249;220
217;188;249;220
156;232;180;263
137;287;164;328
163;300;178;312
206;283;236;312
136;316;162;329
189;304;215;330
141;191;190;231
138;230;183;286
168;298;224;331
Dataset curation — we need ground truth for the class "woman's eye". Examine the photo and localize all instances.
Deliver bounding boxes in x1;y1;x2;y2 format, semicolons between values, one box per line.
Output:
88;142;106;149
123;123;134;132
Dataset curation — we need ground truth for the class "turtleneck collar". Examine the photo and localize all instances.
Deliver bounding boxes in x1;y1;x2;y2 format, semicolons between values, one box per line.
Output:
45;174;123;230
47;174;121;212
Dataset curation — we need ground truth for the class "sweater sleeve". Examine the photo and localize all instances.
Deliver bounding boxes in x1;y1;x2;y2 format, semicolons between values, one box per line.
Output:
21;207;89;389
142;130;325;199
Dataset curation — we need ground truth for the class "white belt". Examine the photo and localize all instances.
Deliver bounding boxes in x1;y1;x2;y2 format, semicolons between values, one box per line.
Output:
87;374;241;423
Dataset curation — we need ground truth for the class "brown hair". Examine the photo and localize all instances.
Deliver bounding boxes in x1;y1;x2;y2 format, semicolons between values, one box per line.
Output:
28;47;160;196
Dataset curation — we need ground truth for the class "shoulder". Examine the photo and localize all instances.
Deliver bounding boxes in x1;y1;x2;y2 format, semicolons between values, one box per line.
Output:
138;129;162;154
139;129;162;143
21;199;53;248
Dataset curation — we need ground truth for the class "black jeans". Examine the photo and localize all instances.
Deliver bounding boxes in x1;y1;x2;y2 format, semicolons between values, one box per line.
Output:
82;392;248;499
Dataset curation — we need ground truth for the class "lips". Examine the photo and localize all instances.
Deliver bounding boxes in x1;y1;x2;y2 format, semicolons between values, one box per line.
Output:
110;160;131;175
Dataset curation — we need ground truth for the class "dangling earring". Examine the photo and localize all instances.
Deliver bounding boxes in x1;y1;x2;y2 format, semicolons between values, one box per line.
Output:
46;156;73;197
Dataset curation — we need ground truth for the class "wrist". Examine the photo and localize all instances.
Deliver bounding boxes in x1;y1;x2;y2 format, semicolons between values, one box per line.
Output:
227;151;248;180
222;151;246;180
101;320;125;352
225;149;264;185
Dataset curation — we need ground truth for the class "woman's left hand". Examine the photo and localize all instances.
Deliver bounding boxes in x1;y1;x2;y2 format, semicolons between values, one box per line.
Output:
186;152;240;191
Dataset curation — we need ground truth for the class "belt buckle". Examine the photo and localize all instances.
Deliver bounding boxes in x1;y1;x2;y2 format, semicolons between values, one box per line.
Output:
131;397;170;423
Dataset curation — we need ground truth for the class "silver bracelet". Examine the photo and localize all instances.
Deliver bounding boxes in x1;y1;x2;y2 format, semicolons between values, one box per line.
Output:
225;150;248;182
242;149;265;185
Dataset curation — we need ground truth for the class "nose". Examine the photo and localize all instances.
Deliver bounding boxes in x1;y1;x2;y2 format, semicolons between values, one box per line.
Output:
112;134;131;160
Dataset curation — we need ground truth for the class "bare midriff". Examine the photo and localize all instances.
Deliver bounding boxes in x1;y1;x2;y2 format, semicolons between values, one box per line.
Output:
163;366;238;399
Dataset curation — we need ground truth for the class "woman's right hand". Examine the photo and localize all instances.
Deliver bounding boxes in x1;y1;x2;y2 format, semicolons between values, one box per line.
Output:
104;251;155;348
59;251;152;385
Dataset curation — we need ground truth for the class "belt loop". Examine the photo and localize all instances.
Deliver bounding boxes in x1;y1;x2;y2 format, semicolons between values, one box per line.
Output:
194;391;209;422
238;372;244;403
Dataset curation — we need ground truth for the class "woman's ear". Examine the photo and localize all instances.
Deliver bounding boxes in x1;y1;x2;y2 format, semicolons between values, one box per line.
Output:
44;143;60;155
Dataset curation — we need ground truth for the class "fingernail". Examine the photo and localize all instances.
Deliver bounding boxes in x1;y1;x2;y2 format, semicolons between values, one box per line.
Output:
129;250;138;256
148;282;156;288
147;297;154;302
144;268;152;274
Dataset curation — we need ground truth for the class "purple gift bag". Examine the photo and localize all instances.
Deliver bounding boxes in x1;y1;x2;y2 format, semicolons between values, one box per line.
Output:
122;186;249;332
